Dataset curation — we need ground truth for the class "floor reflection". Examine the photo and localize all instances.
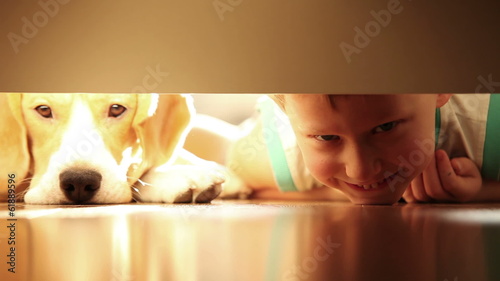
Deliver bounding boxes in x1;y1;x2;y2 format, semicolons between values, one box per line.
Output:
1;201;499;281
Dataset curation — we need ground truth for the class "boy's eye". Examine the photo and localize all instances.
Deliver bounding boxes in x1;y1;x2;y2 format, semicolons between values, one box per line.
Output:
314;135;340;141
373;121;399;133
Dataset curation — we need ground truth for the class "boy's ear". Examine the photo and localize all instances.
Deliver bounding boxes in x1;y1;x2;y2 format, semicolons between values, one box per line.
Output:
436;94;453;108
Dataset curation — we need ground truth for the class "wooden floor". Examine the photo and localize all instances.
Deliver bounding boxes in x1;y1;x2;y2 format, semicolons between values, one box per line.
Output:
1;200;500;281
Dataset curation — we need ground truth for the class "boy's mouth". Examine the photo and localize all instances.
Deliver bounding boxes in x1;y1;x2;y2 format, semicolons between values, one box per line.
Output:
346;172;400;191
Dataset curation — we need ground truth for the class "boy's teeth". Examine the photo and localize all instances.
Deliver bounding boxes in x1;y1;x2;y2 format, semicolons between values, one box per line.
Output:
354;175;397;189
359;182;380;190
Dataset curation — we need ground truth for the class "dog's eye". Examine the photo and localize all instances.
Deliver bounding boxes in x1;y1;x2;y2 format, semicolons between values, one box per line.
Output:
35;105;53;118
108;104;127;117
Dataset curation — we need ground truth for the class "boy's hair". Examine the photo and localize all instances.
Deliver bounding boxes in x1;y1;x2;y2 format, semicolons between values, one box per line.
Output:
269;94;286;110
269;94;336;112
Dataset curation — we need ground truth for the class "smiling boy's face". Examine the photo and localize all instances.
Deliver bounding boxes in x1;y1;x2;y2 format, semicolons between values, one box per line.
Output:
284;94;450;204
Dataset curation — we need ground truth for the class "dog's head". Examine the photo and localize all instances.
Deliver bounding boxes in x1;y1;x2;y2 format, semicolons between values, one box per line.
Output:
0;93;192;204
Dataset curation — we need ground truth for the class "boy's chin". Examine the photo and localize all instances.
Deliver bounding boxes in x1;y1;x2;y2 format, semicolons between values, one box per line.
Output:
345;187;407;205
349;196;401;205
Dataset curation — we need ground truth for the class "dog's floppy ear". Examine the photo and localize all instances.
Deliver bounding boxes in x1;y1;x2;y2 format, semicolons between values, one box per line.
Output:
131;94;193;177
0;93;30;201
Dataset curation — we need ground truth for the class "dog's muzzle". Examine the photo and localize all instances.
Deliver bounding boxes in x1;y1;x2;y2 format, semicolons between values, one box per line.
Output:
59;168;102;204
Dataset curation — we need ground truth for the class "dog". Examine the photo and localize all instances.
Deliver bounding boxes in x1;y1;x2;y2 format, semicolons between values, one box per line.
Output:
0;93;236;204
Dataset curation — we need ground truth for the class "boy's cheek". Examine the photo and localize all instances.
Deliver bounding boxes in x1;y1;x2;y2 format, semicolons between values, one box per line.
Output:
303;155;338;184
396;141;434;176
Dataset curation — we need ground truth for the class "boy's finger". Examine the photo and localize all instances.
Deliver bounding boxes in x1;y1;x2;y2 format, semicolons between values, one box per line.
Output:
422;150;452;200
450;157;478;177
435;150;466;198
448;157;483;202
410;173;432;202
402;185;416;203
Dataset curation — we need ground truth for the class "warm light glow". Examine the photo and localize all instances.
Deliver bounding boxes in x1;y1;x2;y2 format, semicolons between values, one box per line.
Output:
443;209;500;224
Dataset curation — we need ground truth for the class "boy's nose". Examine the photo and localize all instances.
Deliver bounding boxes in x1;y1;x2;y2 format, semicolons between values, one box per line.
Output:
343;144;382;182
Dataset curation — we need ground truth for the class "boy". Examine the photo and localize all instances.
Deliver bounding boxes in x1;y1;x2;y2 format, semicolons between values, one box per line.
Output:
221;94;500;205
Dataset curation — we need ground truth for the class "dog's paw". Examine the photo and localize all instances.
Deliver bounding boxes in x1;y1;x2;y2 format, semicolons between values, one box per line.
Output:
173;183;222;203
136;165;224;203
218;168;252;199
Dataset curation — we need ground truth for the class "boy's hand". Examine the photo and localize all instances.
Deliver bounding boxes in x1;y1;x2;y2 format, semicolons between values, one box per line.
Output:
402;149;482;203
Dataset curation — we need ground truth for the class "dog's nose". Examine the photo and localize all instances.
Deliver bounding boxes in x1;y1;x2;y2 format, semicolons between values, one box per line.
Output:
59;169;102;203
